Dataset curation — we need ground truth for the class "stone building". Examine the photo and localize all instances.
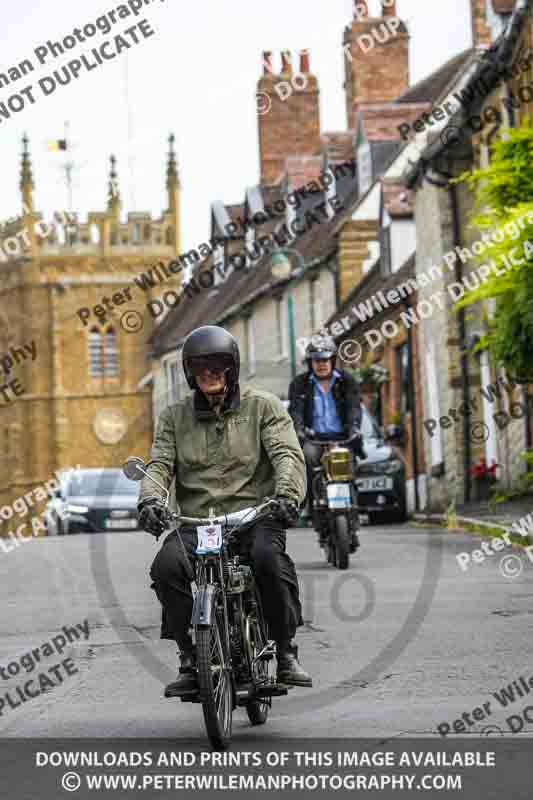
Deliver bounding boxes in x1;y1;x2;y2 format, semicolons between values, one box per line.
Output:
0;134;181;524
402;0;533;510
312;32;480;513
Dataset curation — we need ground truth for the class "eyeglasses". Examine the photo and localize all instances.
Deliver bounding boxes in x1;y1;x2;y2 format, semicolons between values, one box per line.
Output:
187;356;232;377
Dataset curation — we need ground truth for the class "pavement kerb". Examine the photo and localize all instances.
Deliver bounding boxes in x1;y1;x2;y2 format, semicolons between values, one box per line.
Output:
412;513;447;526
412;511;533;548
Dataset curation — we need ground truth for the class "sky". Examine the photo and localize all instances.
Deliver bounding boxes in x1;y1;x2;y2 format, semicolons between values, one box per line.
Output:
0;0;472;251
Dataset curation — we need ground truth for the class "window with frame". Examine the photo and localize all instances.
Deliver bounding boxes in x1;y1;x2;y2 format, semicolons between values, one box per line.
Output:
380;210;392;276
309;278;317;332
213;242;226;286
357;140;372;197
166;359;180;404
88;327;120;377
396;342;411;415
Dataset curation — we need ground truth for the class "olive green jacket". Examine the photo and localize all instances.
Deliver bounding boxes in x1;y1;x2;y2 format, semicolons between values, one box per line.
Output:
138;383;306;517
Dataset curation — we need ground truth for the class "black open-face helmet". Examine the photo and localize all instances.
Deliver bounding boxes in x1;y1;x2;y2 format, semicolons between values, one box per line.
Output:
305;333;337;370
182;325;240;391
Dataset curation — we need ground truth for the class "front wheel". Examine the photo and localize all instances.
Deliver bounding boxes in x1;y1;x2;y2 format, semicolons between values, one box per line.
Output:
196;601;233;750
245;592;270;726
333;515;350;570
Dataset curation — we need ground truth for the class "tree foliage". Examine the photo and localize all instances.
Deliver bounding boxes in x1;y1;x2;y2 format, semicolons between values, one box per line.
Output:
454;120;533;381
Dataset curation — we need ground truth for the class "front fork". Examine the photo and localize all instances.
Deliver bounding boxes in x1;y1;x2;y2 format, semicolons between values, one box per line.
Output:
192;558;232;667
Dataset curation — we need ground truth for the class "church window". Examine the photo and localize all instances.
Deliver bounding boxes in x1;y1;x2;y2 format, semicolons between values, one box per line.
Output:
104;328;119;376
88;327;120;377
88;328;104;376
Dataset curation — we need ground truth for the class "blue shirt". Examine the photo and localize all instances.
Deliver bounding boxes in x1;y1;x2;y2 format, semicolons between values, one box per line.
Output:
310;369;343;434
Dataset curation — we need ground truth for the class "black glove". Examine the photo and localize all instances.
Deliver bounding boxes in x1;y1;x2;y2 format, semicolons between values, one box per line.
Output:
274;496;299;527
297;426;315;445
348;430;366;459
138;499;168;538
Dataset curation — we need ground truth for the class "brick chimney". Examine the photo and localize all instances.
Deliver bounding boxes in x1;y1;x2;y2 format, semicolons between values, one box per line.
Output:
257;50;321;186
343;1;410;130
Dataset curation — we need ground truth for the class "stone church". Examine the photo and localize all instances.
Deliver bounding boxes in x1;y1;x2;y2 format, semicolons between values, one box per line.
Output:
0;134;181;521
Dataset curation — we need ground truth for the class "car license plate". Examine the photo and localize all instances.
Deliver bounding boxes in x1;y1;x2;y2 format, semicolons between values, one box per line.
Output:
105;519;137;529
327;483;351;509
196;524;223;554
358;513;370;525
356;476;393;492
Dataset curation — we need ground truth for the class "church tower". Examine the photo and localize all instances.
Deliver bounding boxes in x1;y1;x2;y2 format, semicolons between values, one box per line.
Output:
0;135;182;528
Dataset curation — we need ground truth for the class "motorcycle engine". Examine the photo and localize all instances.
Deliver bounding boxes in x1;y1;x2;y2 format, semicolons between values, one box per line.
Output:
226;564;246;594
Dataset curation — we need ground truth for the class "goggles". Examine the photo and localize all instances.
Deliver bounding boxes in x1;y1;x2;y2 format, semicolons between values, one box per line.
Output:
186;355;233;377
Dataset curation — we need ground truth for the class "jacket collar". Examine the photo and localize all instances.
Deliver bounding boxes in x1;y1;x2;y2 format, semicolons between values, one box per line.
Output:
307;368;342;384
193;383;241;420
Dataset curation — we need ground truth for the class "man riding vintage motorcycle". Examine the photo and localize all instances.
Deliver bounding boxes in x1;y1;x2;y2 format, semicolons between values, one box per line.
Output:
137;325;312;698
288;334;364;531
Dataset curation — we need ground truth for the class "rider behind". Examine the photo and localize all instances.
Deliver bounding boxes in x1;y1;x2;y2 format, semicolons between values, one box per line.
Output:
137;325;312;696
288;334;363;522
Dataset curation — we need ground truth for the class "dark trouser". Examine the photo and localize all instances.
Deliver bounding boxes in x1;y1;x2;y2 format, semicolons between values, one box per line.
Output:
303;440;324;513
150;518;304;653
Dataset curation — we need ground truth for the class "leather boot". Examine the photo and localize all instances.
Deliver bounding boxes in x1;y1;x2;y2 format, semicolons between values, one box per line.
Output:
350;531;360;553
164;651;198;698
276;642;312;687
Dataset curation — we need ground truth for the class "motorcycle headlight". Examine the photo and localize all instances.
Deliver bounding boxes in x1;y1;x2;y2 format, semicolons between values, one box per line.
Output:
324;448;354;481
67;504;89;514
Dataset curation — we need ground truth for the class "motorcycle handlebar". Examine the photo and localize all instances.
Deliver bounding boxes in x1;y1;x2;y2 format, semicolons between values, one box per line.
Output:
304;433;367;460
159;498;280;528
305;436;360;447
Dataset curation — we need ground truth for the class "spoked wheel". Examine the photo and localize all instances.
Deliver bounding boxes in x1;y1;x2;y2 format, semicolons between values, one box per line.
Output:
333;515;350;570
196;603;233;750
245;597;270;726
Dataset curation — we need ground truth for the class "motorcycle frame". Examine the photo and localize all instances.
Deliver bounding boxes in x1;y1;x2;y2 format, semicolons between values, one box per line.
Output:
190;531;267;703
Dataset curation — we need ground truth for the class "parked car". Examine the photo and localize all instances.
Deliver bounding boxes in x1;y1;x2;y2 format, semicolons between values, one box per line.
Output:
356;404;408;524
44;468;140;535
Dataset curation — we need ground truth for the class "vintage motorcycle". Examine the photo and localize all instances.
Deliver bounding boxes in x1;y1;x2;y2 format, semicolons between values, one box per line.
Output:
307;435;364;570
123;456;291;751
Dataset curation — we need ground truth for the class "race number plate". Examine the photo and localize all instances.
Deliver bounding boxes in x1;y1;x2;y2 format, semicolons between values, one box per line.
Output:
195;524;223;554
327;483;351;509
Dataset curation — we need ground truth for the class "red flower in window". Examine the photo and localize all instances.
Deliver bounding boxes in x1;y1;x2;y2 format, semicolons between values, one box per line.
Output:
470;458;499;478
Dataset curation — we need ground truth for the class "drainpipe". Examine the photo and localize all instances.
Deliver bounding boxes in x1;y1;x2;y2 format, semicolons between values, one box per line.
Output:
450;184;472;503
404;301;420;511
